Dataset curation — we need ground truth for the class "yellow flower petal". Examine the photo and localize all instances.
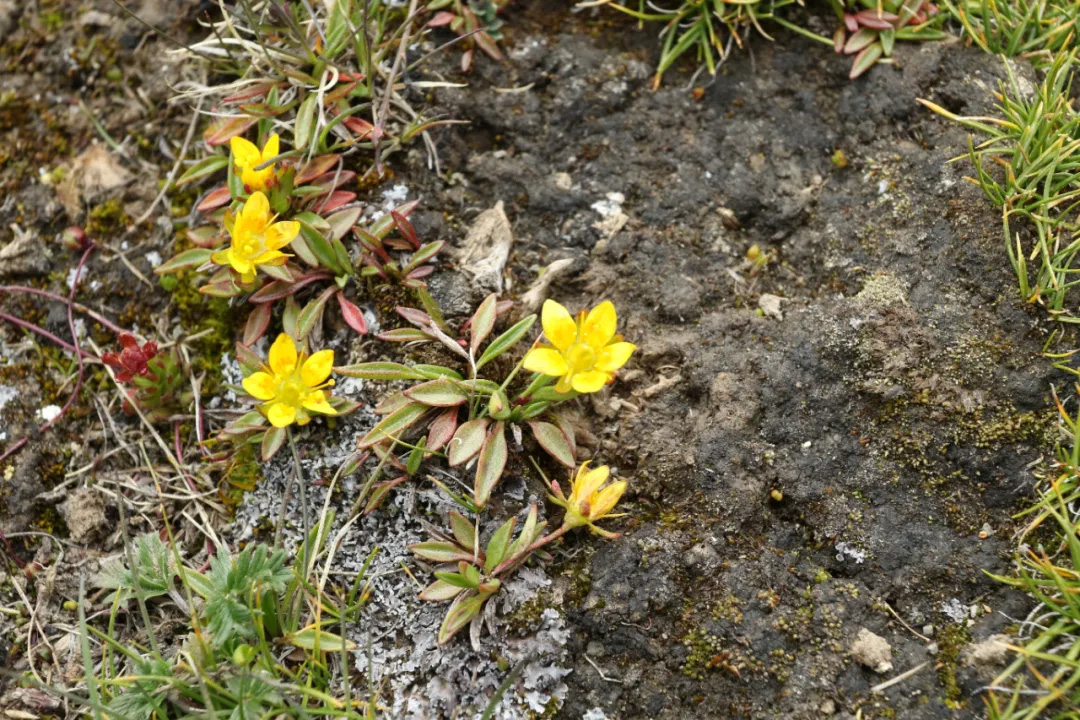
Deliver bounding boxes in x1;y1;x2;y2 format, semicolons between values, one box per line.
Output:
264;220;300;250
251;249;290;266
240;270;257;284
261;133;280;164
522;348;569;378
268;333;297;375
571;370;610;394
241;191;270;230
230;136;261;170
581;301;617;350
267;402;297;428
591;480;626;518
554;374;574;394
242;371;276;401
228;253;253;277
595;342;636;373
576;464;610;501
302;390;337;415
541;300;577;352
301;349;334;387
211;248;231;266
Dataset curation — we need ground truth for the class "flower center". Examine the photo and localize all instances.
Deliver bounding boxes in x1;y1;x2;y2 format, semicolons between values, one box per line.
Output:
278;379;304;407
240;234;263;258
566;343;596;373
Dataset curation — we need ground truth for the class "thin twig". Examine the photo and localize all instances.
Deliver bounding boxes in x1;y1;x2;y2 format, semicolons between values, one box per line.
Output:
135;94;205;225
871;661;930;693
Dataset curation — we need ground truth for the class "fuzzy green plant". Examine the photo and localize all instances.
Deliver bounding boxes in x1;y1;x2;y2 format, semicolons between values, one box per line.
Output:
87;513;374;720
918;49;1080;322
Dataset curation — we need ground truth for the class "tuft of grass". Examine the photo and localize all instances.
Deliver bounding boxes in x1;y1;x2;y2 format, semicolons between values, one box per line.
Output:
919;49;1080;322
589;0;830;89
939;0;1079;70
982;386;1080;719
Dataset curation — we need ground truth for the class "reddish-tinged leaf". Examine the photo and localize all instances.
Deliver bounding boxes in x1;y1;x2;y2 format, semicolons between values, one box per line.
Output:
223;84;275;103
324;80;357;106
364;475;409;515
156;248;214;274
369;200;420;238
402;241;444;275
196;185;234;211
438;591;487;645
843;27;878;54
428;407;459;452
404;377;469;407
854;9;898;28
250;272;332;303
850;42;884;79
475;31;502;61
528;421;576;468
295;285;338;340
307;170;357;194
296;155;340;186
469;293;497;355
396;306;433;327
447;418;489;467
343;116;375;139
843;12;859;31
312;191;357;214
235;341;263;373
243;303;273;346
474;422;507;508
358;402;428;448
409;541;474;564
186;226;223;248
203;116;257;146
391;211;420;249
337;293;368;335
461;48;474;73
419;579;465;602
833;27;846;53
261;427;286;461
375;391;412;415
377;328;434;343
428;10;455;26
406;265;435;280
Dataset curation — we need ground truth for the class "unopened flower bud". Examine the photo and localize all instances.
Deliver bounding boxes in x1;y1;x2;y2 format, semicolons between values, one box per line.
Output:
61;226;89;251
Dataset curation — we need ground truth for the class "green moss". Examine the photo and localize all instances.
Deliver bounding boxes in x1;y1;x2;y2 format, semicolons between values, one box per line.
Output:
87;199;130;237
937;623;971;708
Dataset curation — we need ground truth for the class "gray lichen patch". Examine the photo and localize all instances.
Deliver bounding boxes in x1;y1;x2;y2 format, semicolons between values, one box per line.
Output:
229;366;570;719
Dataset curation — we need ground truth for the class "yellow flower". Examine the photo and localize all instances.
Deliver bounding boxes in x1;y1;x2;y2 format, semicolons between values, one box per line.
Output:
230;133;279;191
522;299;636;394
211;191;297;284
549;462;626;538
241;333;338;428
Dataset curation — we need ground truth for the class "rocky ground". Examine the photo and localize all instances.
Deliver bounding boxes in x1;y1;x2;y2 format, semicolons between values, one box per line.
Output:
0;1;1067;718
